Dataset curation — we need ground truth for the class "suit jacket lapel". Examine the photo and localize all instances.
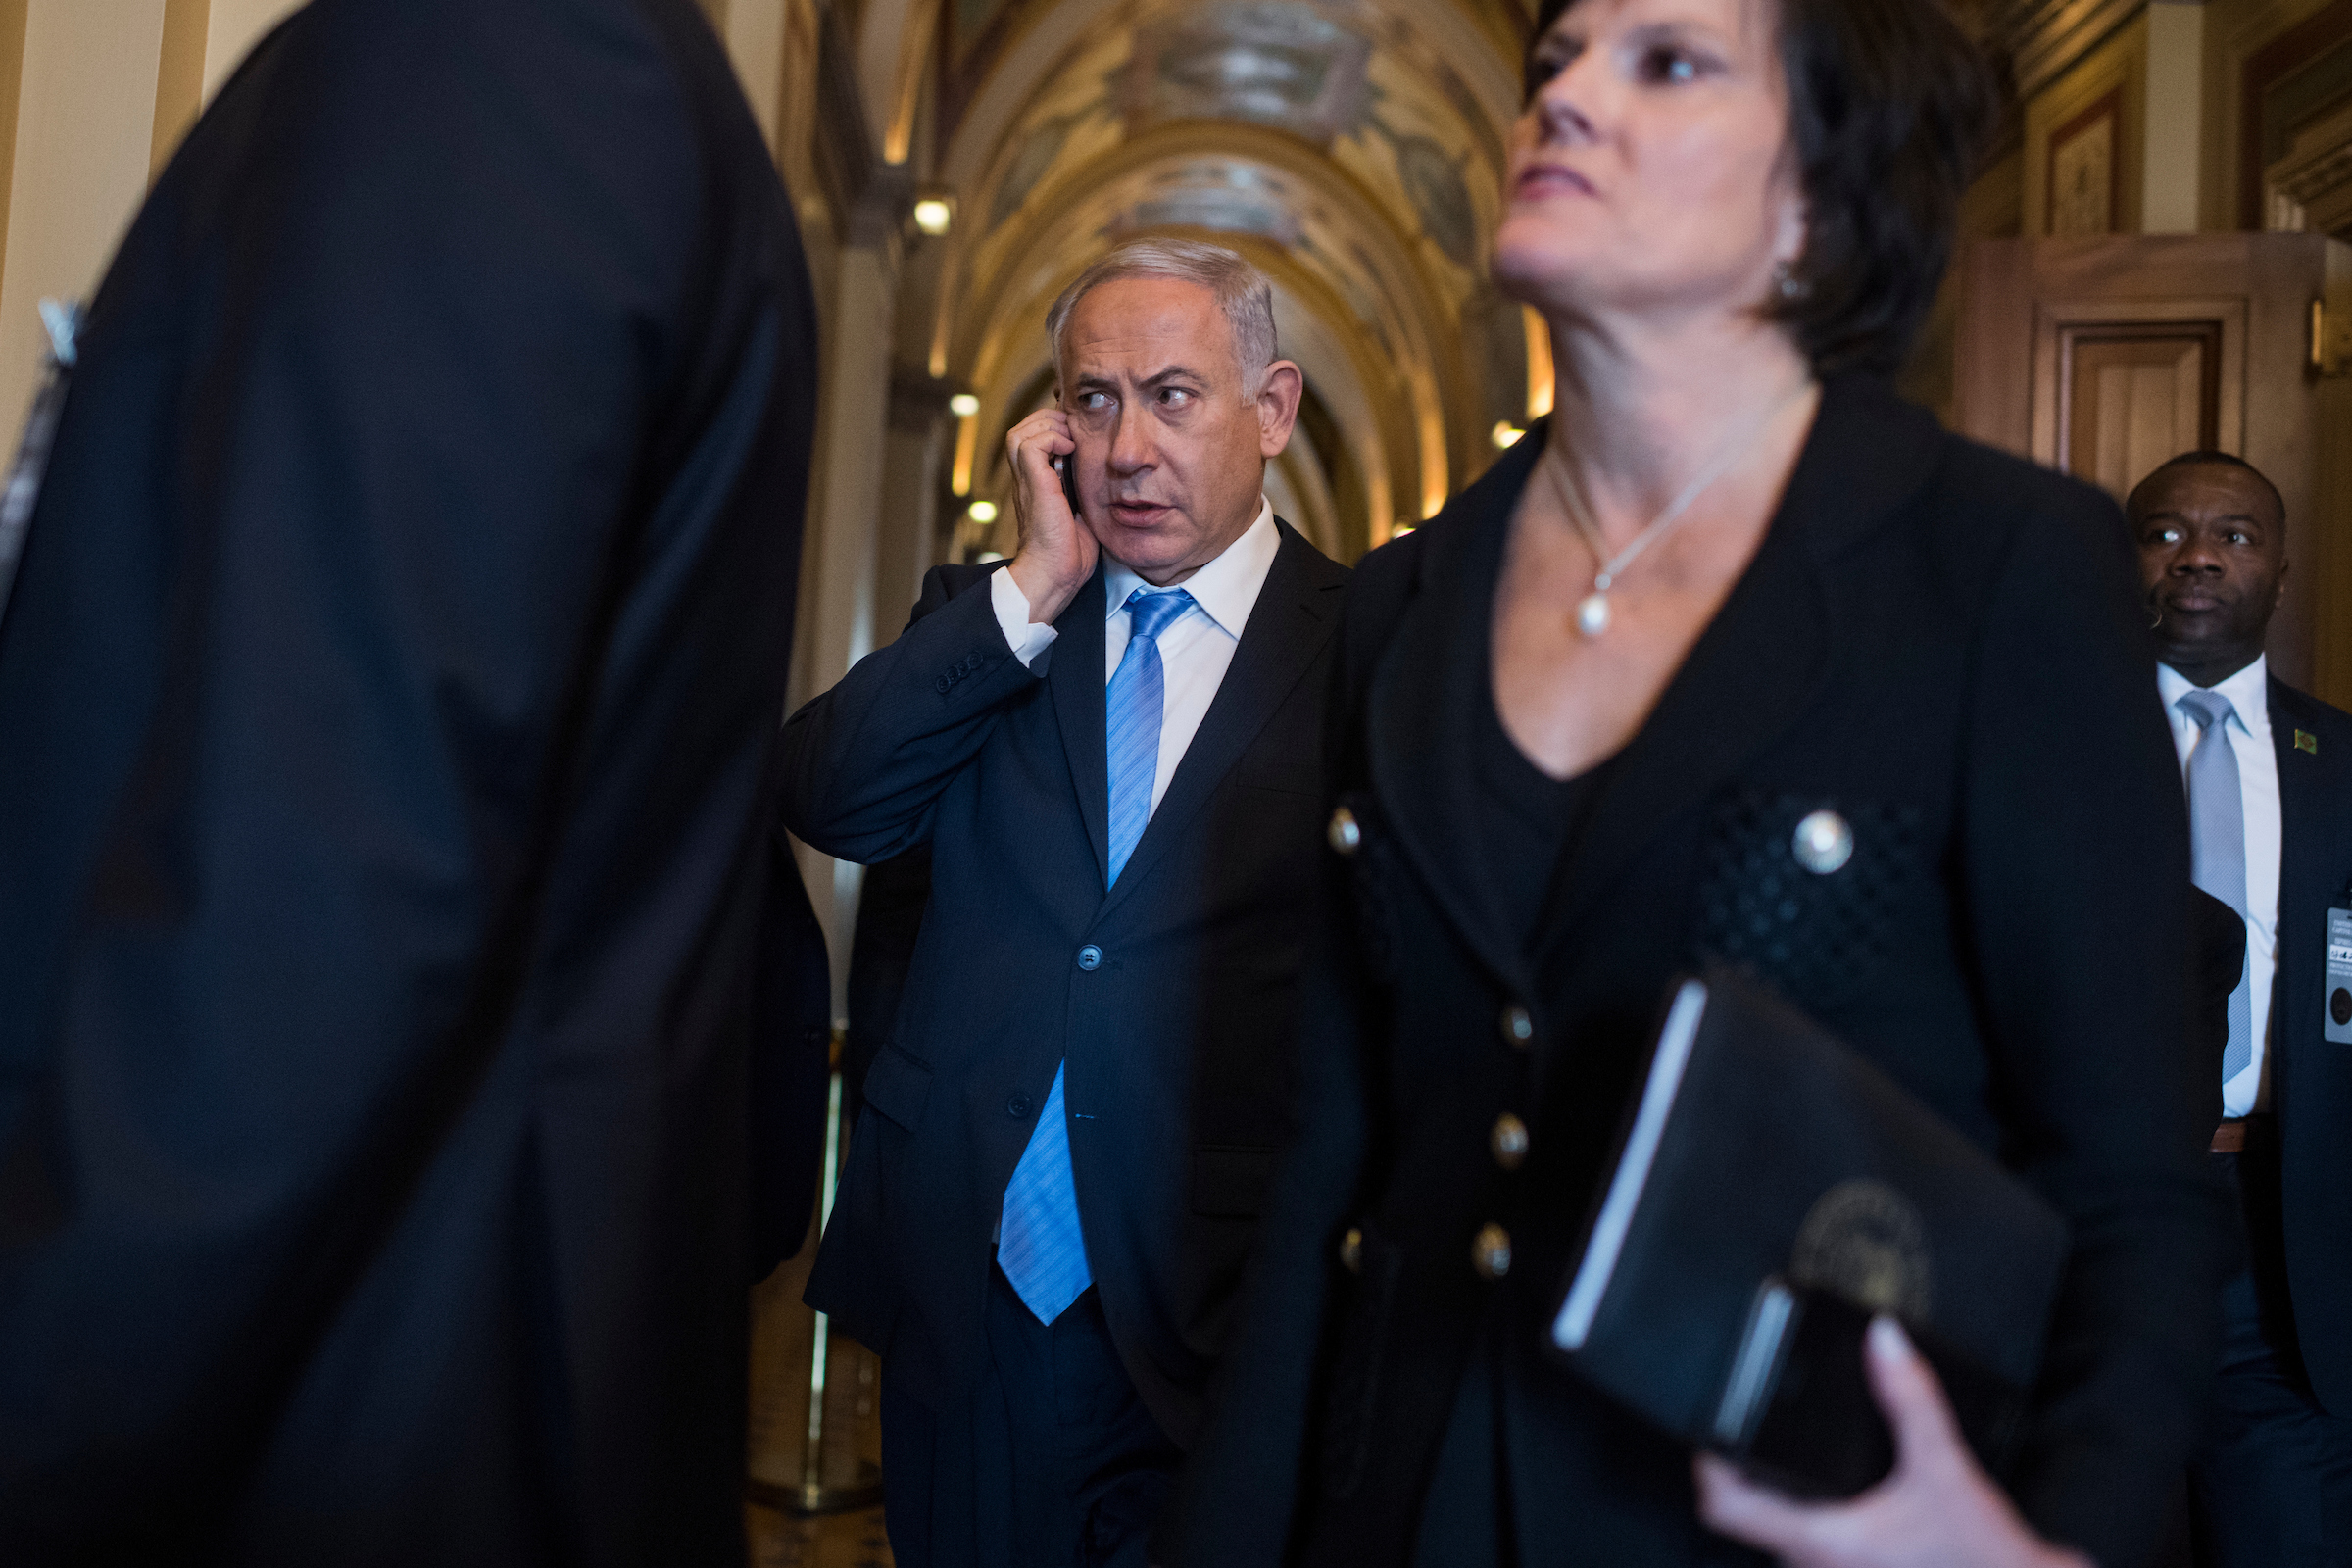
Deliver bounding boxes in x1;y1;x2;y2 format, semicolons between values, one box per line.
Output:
1050;566;1110;888
1098;524;1346;920
1366;433;1544;1004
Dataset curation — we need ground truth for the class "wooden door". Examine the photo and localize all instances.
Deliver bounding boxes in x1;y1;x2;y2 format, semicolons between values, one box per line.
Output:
1956;235;2352;703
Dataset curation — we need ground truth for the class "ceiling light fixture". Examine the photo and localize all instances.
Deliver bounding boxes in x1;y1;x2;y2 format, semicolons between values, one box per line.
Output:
911;195;955;236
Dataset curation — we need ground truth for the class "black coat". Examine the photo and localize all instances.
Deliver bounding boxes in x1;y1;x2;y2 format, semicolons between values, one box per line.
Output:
0;1;825;1561
782;527;1346;1444
1162;377;2231;1568
2263;676;2352;1415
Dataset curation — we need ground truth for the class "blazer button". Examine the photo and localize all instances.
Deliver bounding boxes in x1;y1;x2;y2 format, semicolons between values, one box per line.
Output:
1006;1091;1034;1118
1499;1004;1535;1051
1491;1113;1530;1170
1339;1227;1363;1274
1472;1223;1513;1281
1077;945;1103;971
1793;809;1853;875
1327;806;1363;856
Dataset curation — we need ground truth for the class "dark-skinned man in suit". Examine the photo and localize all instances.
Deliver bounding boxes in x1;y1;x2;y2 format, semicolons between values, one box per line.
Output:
780;238;1347;1568
0;1;827;1560
2133;451;2352;1567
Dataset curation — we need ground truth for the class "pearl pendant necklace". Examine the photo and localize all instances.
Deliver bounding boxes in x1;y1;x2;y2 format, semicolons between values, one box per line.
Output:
1575;585;1614;638
1544;381;1817;640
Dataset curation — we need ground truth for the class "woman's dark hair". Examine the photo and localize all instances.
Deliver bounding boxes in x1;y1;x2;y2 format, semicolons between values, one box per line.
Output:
1529;0;1996;377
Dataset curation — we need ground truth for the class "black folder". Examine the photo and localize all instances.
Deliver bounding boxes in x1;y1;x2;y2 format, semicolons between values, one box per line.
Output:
1546;969;2069;1496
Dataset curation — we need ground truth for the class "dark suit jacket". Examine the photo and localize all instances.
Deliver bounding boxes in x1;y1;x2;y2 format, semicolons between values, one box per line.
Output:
1161;377;2231;1568
845;846;933;1113
0;2;825;1561
2189;887;2249;1134
782;525;1347;1444
2264;677;2352;1414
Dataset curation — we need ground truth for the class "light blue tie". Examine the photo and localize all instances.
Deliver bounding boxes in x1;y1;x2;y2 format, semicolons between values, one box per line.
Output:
2180;690;2255;1085
998;586;1194;1324
1105;588;1195;886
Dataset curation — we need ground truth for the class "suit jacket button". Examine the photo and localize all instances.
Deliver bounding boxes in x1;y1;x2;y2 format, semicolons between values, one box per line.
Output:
1006;1092;1034;1118
1793;809;1853;874
1491;1113;1530;1170
1472;1223;1512;1281
1499;1004;1534;1050
1327;807;1363;856
1077;945;1103;971
1339;1227;1363;1274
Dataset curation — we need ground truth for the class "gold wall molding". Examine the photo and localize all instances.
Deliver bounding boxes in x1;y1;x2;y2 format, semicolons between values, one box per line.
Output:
1986;0;2153;101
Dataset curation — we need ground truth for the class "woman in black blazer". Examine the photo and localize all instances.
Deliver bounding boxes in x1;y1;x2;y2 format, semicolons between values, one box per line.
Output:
1158;0;2230;1565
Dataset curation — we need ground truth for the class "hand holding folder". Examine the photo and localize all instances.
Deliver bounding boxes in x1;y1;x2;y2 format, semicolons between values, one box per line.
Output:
1548;968;2069;1498
1693;1317;2090;1568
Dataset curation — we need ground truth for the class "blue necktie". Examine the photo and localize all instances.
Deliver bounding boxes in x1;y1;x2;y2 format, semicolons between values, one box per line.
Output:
1105;588;1195;885
998;586;1194;1324
2180;689;2255;1086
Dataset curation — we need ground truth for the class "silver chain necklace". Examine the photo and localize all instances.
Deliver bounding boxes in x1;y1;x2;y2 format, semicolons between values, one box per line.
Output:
1542;381;1815;639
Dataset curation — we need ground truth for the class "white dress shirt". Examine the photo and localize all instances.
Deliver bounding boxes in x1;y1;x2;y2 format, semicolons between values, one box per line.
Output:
991;497;1280;816
2159;656;2280;1116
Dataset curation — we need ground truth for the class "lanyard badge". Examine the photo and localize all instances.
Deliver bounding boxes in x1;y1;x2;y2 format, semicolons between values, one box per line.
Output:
2328;895;2352;1043
0;297;81;637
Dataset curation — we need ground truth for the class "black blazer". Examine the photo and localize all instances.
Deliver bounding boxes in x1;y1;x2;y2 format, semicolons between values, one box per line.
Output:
0;2;824;1561
783;526;1346;1443
2264;677;2352;1415
1162;378;2231;1568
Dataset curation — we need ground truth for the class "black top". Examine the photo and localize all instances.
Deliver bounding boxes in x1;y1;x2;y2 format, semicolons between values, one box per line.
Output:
1159;375;2231;1568
1474;674;1607;947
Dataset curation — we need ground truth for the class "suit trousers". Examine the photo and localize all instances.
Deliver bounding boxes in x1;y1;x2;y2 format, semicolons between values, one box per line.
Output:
880;1264;1182;1568
2190;1139;2352;1566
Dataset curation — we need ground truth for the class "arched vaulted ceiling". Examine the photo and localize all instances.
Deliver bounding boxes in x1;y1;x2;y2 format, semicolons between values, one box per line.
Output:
898;0;1544;560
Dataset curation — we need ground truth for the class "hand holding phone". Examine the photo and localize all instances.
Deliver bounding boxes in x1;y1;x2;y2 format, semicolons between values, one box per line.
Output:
1003;408;1094;626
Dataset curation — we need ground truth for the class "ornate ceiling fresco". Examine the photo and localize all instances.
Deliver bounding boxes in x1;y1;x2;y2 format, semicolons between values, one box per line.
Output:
863;0;2178;560
916;0;1541;559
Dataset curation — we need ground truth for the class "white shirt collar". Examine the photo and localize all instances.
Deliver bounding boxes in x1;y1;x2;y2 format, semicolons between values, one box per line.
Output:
2158;653;2269;732
1102;496;1278;639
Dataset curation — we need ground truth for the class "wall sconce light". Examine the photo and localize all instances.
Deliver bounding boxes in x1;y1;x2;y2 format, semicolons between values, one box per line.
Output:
949;392;981;418
912;192;956;237
1492;421;1525;450
968;500;1000;524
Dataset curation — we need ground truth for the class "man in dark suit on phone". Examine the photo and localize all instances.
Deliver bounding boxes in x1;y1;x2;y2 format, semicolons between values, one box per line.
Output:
782;238;1346;1567
2134;451;2352;1566
0;1;827;1561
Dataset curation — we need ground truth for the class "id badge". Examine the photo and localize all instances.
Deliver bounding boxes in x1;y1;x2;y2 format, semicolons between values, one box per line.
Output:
2327;905;2352;1041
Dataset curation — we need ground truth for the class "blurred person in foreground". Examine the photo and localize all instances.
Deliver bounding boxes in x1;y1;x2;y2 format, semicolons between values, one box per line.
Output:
0;0;826;1562
1159;0;2228;1564
2130;452;2352;1568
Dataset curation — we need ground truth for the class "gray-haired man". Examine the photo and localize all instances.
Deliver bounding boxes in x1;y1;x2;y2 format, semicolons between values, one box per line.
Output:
781;240;1348;1566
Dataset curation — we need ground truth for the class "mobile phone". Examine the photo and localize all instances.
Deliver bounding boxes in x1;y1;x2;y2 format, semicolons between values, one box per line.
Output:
1713;1279;2025;1499
1054;453;1081;515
